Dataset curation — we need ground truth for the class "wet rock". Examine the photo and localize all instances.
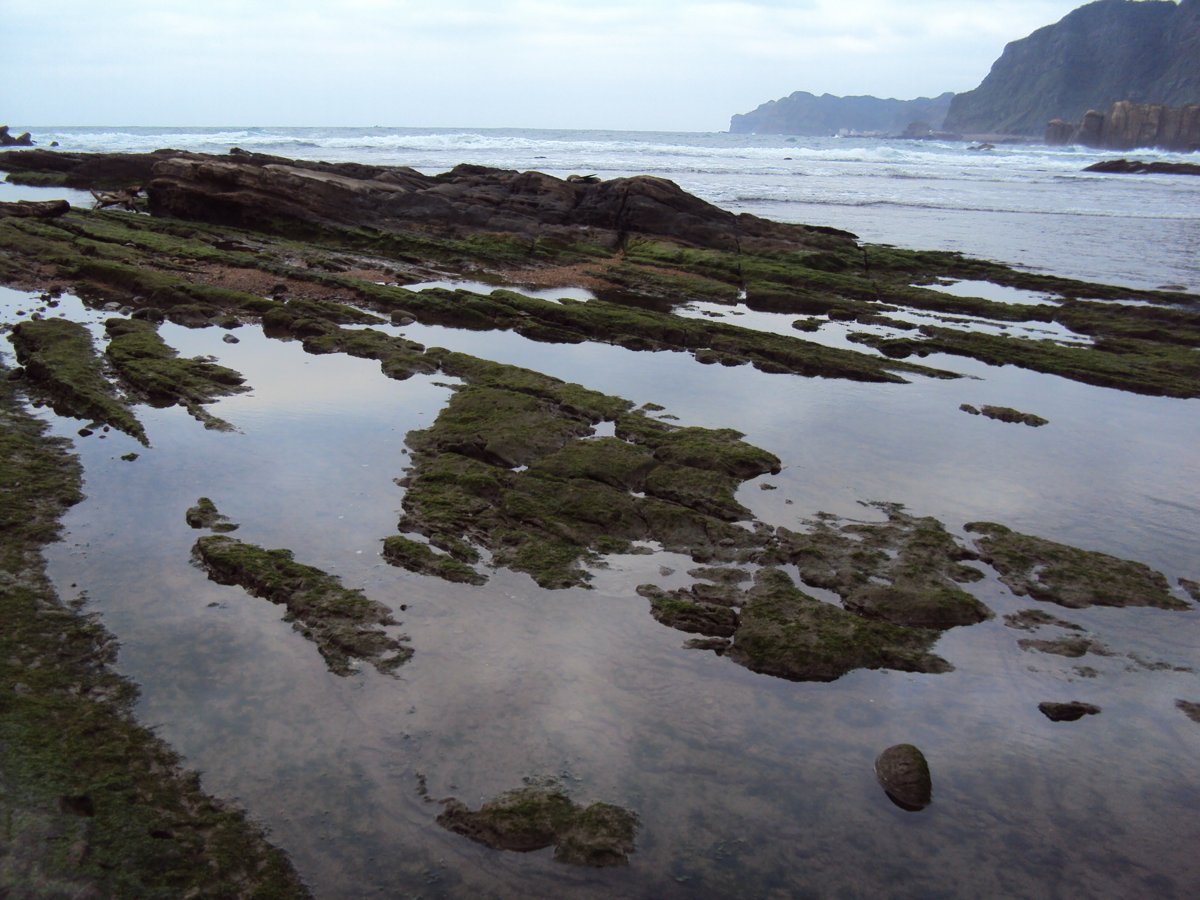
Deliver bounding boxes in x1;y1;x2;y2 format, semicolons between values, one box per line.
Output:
779;503;990;629
192;535;412;675
185;497;239;533
0;199;70;219
1018;636;1111;658
382;535;485;585
638;584;740;637
969;522;1187;609
1175;700;1200;724
874;744;932;811
1003;609;1084;631
1038;701;1101;722
979;405;1048;427
436;785;638;867
1180;578;1200;603
222;333;240;344
727;569;951;682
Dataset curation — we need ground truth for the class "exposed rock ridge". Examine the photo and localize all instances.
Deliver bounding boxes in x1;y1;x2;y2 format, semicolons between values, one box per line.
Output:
1046;101;1200;151
946;0;1200;136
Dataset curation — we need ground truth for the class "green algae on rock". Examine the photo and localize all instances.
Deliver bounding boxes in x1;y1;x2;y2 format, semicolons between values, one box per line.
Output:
776;503;991;629
382;535;486;585
192;535;411;675
1018;636;1113;658
104;318;248;430
960;403;1049;427
9;317;147;443
393;368;779;588
0;366;308;898
968;522;1189;610
184;496;239;533
726;569;952;682
436;784;638;867
1003;609;1084;632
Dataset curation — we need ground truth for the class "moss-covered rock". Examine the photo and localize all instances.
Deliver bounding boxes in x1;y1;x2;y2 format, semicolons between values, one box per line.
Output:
968;522;1188;609
104;318;248;430
436;784;638;867
9;318;146;443
381;535;486;585
726;569;951;682
192;535;411;675
778;503;990;629
184;497;239;533
0;364;307;897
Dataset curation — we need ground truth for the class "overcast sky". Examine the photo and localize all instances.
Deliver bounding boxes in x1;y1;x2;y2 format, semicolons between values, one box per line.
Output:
5;0;1096;131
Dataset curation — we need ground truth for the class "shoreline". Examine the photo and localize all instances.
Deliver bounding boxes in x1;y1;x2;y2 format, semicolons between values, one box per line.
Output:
1;147;1198;894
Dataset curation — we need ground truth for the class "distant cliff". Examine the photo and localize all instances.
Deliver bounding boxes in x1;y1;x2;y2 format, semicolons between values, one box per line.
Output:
945;0;1200;136
729;92;954;136
1046;101;1200;151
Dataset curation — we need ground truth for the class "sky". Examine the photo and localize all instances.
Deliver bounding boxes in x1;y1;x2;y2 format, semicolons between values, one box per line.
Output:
3;0;1101;131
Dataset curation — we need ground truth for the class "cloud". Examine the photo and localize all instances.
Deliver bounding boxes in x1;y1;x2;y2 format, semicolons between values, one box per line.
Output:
1;0;1089;129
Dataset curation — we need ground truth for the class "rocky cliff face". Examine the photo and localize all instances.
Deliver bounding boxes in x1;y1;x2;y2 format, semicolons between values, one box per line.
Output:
945;0;1200;136
1046;100;1200;150
729;92;954;136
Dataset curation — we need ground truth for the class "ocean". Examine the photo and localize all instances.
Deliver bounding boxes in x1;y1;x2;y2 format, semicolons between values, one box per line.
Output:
3;126;1200;897
15;124;1200;291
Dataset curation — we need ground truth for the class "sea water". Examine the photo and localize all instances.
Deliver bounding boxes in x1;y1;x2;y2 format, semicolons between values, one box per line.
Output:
9;125;1200;291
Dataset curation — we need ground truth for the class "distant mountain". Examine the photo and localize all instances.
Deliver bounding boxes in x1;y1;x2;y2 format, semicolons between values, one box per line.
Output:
728;91;955;136
944;0;1200;136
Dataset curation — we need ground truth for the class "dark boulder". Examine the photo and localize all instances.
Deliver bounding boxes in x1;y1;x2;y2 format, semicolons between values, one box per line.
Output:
874;744;932;811
1039;701;1101;722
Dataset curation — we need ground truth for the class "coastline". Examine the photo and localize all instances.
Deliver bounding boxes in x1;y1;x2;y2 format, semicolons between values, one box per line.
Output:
2;147;1198;896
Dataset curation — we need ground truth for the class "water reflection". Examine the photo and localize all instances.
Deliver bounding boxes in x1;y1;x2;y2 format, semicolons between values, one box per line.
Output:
3;287;1197;897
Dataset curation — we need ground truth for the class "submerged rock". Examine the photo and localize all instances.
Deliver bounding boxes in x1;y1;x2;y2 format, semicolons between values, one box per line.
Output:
1175;700;1200;724
436;785;638;867
1038;701;1101;722
1003;609;1083;632
192;535;411;675
968;522;1188;609
778;503;991;629
185;497;239;533
874;744;932;811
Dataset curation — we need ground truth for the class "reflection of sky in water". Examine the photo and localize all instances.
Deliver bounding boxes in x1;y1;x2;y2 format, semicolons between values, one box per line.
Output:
5;289;1198;897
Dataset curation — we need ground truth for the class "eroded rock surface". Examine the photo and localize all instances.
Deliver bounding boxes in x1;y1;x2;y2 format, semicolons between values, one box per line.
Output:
969;522;1188;609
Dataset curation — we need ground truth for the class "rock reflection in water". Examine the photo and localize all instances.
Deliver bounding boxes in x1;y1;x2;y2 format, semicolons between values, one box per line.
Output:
11;291;1198;898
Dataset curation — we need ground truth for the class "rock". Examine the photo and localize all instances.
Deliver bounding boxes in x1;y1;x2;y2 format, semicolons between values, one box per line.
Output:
105;149;847;254
0;125;34;146
874;744;932;811
1084;159;1200;176
1176;700;1200;724
0;199;70;219
436;785;638;867
1038;701;1101;722
185;497;239;532
968;522;1187;610
1050;103;1200;153
946;1;1200;136
222;333;240;344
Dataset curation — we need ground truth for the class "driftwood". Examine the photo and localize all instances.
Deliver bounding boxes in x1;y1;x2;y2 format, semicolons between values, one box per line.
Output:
0;199;70;219
91;187;142;210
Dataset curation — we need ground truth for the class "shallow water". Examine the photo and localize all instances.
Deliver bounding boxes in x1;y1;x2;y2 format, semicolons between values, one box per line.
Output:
4;279;1198;897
